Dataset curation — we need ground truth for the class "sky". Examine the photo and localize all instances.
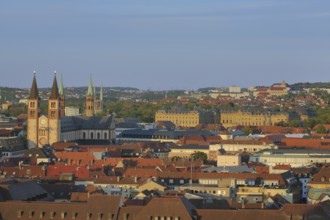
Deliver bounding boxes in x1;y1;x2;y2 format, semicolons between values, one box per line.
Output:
0;0;329;90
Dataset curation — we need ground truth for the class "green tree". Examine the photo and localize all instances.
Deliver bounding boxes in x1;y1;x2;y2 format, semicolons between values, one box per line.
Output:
191;151;207;163
288;119;301;128
316;125;327;134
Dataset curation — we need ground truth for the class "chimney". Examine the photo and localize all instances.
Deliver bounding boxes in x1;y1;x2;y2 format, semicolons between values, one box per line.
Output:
117;176;121;182
134;176;138;183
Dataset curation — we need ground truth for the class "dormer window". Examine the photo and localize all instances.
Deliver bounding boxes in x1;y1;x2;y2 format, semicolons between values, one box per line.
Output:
50;211;56;218
17;210;24;218
61;212;67;219
72;212;78;219
39;211;45;218
97;213;103;220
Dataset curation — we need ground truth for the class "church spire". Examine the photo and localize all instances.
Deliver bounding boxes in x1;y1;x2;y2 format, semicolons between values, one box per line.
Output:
29;71;39;99
49;71;59;99
87;75;93;96
59;74;64;96
94;85;96;101
100;83;103;101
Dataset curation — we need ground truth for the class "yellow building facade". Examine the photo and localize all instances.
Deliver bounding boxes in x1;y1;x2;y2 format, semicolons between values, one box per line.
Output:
155;109;219;127
221;110;289;128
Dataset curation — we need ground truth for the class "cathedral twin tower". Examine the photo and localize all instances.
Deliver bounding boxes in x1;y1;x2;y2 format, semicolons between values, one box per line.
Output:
27;72;103;148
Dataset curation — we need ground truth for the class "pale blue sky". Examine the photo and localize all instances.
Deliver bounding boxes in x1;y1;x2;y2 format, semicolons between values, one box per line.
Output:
0;0;329;90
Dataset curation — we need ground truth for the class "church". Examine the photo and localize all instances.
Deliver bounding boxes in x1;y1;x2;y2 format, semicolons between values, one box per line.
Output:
27;72;115;148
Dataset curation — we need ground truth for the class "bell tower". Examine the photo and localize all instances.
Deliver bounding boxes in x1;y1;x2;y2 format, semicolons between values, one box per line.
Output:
27;71;40;149
85;75;94;116
47;72;61;146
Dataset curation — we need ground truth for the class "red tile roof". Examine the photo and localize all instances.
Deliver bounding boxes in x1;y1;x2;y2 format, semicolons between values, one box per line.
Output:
47;164;89;179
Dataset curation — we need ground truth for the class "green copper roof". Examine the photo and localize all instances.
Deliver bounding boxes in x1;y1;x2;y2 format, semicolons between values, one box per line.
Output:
100;83;103;101
59;74;64;96
87;75;93;96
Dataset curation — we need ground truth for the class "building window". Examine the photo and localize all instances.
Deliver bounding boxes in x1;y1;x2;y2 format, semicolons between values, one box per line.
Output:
104;133;107;139
83;132;86;139
97;132;101;139
91;133;94;139
39;129;46;136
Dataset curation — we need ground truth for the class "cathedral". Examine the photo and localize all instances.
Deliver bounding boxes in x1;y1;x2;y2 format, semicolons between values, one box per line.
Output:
27;72;115;148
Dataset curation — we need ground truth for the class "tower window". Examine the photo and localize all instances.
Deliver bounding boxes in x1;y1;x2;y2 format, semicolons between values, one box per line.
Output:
30;110;35;117
30;102;35;108
51;111;56;117
51;102;56;108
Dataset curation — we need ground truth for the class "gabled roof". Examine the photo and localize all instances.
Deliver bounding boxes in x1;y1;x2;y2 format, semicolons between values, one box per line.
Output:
133;197;197;220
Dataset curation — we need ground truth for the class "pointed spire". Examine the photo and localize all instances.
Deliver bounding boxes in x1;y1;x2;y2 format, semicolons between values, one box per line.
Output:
29;71;39;99
100;83;103;101
49;71;59;99
87;75;93;96
59;74;64;96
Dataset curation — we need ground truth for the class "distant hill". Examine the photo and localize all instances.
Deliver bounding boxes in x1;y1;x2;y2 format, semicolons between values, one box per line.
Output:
108;87;139;91
290;82;330;90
